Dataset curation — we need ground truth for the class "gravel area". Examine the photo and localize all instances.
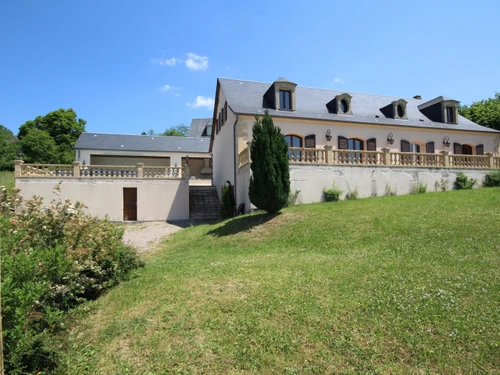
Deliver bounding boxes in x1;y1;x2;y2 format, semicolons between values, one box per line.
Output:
121;221;186;254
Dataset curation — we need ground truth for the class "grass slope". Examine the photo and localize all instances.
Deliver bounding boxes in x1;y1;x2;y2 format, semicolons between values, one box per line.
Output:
0;171;14;192
62;189;500;374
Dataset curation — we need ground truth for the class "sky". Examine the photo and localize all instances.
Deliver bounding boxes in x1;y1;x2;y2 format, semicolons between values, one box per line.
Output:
1;0;499;136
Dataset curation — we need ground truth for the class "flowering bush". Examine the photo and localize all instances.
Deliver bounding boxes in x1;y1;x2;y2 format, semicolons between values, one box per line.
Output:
0;185;143;374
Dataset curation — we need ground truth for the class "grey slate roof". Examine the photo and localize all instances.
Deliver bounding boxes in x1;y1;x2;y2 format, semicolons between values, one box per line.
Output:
219;78;499;133
188;118;212;137
75;133;210;153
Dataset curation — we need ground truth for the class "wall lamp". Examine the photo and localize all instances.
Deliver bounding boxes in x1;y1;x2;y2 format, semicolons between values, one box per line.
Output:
16;149;23;159
326;129;332;142
186;154;190;165
387;133;394;145
443;136;451;147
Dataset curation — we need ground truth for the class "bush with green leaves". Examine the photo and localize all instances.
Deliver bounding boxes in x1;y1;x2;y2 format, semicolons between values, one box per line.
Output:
410;182;427;194
0;186;143;374
220;182;236;219
345;188;359;200
249;110;290;214
483;170;500;187
324;186;343;202
454;172;477;190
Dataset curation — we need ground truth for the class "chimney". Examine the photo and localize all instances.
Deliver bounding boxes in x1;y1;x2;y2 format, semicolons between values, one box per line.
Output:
413;95;422;100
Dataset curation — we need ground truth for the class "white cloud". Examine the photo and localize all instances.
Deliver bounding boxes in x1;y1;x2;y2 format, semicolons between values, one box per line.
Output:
185;52;208;71
186;96;214;109
151;57;181;66
158;84;181;96
333;77;345;84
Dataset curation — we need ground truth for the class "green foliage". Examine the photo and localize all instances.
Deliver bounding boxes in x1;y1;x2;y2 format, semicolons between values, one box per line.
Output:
459;92;500;131
483;170;500;187
454;172;477;190
345;188;359;200
435;178;450;192
323;186;342;202
0;171;14;193
385;184;397;196
18;108;86;164
0;124;18;171
220;182;236;219
0;186;143;374
249;110;290;214
410;182;427;194
141;124;189;137
286;189;301;207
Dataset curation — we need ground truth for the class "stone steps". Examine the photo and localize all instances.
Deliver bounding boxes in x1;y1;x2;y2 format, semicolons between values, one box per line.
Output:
189;186;220;221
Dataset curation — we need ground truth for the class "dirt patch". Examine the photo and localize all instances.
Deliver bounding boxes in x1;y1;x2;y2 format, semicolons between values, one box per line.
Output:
121;222;185;254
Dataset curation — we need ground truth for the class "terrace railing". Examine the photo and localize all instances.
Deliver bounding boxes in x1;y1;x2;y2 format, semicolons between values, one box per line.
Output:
16;161;186;179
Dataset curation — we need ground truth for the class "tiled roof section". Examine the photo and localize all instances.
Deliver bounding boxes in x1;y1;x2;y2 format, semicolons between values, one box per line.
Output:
188;118;213;137
219;78;499;133
75;133;210;153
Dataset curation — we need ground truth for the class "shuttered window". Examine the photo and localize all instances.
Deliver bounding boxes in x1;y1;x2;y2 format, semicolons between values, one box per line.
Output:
401;140;410;152
224;102;228;122
462;145;473;155
426;142;435;153
453;142;462;154
305;134;316;148
367;138;376;151
338;136;348;150
476;144;484;156
215;119;219;134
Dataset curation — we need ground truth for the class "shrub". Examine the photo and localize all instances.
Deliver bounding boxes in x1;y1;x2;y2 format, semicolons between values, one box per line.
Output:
0;186;143;374
410;182;427;194
220;182;236;219
345;188;359;200
454;172;477;190
249;110;290;214
483;170;500;187
324;186;343;202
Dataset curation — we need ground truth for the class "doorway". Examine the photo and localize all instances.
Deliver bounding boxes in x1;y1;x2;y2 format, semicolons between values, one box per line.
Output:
123;188;137;221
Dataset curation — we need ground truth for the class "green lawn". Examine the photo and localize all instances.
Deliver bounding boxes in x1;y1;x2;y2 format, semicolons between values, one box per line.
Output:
62;189;500;374
0;171;14;192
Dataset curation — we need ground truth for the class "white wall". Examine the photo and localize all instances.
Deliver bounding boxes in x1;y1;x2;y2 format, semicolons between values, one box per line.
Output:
236;163;251;211
289;165;490;203
16;178;189;221
212;87;236;199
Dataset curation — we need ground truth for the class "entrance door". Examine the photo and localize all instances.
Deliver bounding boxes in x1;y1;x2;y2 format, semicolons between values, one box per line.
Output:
123;188;137;221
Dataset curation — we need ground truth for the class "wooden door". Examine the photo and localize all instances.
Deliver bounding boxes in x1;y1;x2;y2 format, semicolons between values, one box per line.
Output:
123;188;137;221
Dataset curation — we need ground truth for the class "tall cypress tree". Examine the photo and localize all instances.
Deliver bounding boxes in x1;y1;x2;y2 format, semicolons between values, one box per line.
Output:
249;110;290;214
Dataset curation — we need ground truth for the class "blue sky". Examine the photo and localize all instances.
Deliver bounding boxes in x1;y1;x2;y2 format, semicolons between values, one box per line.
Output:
1;0;499;135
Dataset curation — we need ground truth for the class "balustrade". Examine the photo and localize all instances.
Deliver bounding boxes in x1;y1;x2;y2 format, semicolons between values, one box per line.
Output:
450;155;488;168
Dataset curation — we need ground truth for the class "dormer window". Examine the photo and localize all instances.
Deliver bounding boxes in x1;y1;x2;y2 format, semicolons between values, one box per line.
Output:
326;93;353;115
380;99;407;119
418;96;459;124
263;77;297;111
279;90;292;110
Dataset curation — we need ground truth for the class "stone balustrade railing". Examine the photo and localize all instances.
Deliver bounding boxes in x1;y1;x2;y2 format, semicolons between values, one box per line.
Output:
233;146;499;169
15;161;188;179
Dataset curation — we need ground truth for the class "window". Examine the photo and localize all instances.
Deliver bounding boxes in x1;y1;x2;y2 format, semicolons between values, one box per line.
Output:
446;106;456;123
304;134;316;148
285;134;303;161
453;143;473;155
340;99;349;113
224;102;228;122
425;142;435;153
462;144;473;155
366;138;377;151
397;104;405;118
279;90;292;110
476;144;484;156
338;136;364;163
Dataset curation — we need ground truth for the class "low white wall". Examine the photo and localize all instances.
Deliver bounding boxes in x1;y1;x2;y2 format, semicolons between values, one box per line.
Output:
16;178;189;221
289;165;490;203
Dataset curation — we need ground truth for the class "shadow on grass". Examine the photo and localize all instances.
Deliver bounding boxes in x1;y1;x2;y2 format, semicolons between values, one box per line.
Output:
207;211;280;237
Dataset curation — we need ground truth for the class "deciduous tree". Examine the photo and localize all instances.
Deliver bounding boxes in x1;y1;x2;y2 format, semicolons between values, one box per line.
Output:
249;110;290;214
459;92;500;131
0;125;18;170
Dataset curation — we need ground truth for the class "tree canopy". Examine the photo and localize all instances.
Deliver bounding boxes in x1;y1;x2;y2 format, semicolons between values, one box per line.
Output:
249;110;290;214
141;124;189;137
459;92;500;131
0;125;18;170
18;108;86;164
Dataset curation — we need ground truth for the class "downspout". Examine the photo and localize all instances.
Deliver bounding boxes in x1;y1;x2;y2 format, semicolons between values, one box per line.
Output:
233;113;239;206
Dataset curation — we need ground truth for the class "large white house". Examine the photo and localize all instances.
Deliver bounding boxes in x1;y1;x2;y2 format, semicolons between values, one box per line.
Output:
210;77;500;211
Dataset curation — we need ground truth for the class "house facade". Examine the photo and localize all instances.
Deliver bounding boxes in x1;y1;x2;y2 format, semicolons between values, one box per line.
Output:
210;78;500;210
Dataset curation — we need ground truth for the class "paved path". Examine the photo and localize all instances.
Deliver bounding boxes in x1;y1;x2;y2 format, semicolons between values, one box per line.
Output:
121;221;185;254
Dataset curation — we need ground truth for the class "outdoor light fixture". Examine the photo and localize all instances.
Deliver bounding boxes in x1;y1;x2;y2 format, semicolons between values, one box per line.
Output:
186;154;190;165
16;149;22;159
443;136;451;147
326;129;332;142
387;133;394;145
